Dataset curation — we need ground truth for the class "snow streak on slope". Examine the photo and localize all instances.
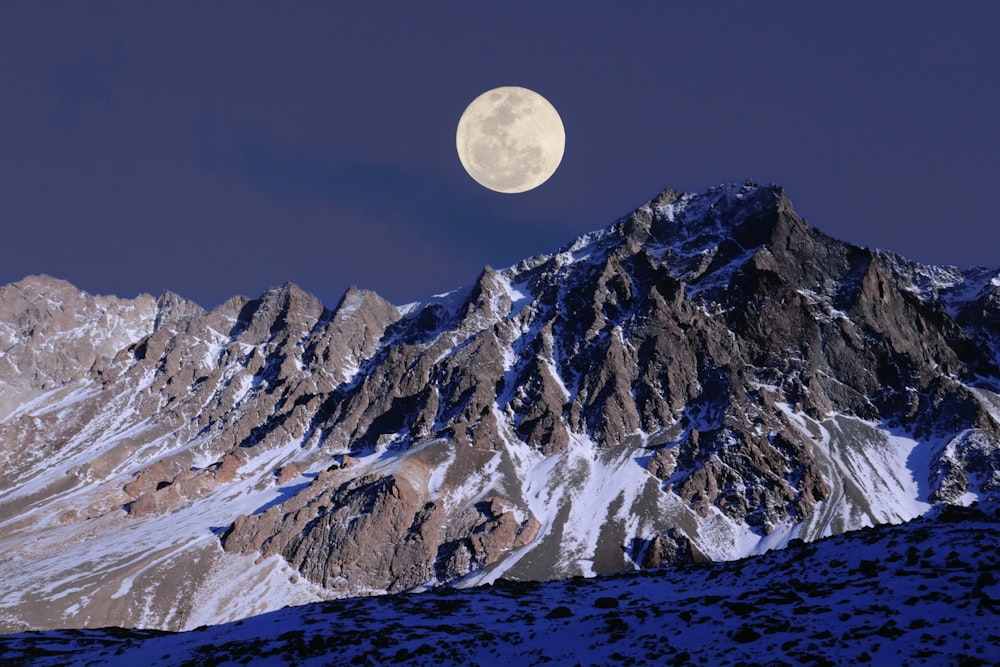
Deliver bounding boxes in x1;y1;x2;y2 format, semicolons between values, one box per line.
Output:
0;438;328;632
777;404;932;537
0;368;338;631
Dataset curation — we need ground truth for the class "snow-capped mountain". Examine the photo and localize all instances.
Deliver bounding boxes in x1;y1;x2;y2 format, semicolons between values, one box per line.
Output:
1;181;999;633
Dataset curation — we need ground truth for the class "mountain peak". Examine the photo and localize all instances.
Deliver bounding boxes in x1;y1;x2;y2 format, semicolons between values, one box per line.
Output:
643;180;796;238
1;180;999;638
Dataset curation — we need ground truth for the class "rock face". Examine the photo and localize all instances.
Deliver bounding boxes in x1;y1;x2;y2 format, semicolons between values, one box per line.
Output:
2;181;1000;633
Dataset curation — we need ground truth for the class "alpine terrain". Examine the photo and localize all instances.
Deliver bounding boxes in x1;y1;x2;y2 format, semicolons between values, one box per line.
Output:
1;182;998;657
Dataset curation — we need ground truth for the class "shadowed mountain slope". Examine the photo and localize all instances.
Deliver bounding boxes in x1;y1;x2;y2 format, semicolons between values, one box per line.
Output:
2;503;997;666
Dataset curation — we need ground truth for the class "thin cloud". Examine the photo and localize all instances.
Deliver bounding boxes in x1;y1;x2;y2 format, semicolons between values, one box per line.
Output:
195;123;578;264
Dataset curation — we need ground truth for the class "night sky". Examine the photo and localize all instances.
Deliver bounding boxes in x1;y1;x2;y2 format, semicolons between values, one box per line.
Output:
2;3;997;310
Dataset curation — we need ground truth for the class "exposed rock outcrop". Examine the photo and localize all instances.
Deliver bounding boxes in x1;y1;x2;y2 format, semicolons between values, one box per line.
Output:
2;181;1000;633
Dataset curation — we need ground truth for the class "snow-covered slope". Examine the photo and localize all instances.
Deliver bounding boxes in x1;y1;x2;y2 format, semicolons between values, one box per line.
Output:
1;181;999;633
3;503;997;666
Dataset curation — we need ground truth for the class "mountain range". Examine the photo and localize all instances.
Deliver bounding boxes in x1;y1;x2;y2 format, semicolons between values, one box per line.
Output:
1;181;998;659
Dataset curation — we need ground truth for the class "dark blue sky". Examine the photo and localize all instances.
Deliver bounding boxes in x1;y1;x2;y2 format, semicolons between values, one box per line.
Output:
1;3;997;309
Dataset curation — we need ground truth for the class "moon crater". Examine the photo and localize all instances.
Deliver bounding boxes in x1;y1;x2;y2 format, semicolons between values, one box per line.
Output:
456;86;565;194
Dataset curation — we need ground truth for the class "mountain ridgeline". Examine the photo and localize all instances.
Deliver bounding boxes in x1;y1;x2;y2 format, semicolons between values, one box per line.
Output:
1;181;998;632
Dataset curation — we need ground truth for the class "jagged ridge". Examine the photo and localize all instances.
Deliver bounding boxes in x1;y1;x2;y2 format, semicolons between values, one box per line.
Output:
1;181;999;632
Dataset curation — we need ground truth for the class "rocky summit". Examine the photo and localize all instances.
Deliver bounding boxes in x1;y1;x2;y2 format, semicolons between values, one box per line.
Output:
1;181;999;635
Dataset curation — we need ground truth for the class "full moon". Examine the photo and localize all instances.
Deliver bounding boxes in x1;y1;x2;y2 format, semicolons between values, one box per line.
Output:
456;86;565;194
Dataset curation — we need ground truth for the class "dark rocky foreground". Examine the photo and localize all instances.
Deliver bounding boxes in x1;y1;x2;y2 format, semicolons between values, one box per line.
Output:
2;503;998;666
